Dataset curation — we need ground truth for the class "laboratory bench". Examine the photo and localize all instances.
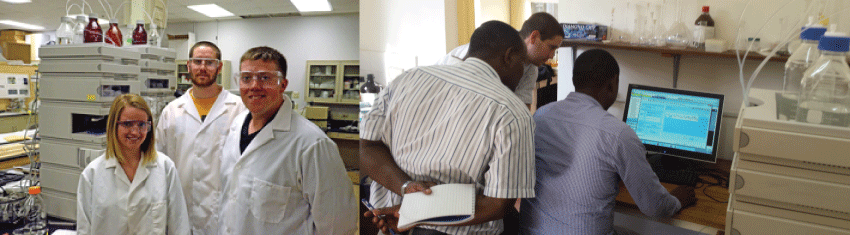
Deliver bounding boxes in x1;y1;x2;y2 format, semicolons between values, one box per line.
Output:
615;158;732;235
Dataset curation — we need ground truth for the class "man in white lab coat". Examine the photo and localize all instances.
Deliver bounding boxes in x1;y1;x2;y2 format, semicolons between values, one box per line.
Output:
218;46;357;234
155;41;246;235
436;12;564;110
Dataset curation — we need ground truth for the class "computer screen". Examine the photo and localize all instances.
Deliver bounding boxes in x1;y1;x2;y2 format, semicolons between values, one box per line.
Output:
622;84;724;163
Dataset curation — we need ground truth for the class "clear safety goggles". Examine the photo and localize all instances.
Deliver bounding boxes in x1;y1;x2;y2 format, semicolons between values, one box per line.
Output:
234;71;285;87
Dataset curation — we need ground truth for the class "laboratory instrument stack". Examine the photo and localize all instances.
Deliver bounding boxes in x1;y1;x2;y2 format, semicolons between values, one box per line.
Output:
37;43;141;220
727;89;850;234
133;45;177;122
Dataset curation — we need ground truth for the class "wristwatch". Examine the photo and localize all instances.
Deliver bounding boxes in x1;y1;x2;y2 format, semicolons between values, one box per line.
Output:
401;180;414;194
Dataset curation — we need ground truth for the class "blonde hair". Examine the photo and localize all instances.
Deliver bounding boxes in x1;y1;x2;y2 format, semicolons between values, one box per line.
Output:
105;94;157;166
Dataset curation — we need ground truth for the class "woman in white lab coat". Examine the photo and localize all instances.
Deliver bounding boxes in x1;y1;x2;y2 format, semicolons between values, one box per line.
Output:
76;94;190;234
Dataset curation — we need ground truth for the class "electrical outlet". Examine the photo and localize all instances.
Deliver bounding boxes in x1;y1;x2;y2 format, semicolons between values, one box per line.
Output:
292;92;300;98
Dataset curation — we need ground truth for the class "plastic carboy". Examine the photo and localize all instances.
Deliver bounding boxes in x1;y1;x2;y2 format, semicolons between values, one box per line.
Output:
12;186;47;235
778;19;827;120
796;26;850;127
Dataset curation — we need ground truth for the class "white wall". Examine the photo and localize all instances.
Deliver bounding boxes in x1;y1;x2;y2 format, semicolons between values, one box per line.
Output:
475;0;509;27
360;0;458;86
554;0;843;160
165;14;359;110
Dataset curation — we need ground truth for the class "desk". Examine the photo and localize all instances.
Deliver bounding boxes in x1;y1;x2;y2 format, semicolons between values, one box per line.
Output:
615;159;731;234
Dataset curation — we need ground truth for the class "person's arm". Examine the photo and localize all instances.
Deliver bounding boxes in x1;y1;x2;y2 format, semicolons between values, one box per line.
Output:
615;128;683;218
164;159;191;235
360;140;429;195
76;169;92;235
303;139;358;235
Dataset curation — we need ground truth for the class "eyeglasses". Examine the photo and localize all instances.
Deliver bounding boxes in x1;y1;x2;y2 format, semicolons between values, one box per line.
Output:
117;120;152;132
188;58;221;67
235;71;284;87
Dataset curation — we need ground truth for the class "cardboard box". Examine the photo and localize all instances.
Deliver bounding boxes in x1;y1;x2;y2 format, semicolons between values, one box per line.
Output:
0;35;26;43
0;30;27;37
305;106;329;119
0;42;31;64
562;23;608;41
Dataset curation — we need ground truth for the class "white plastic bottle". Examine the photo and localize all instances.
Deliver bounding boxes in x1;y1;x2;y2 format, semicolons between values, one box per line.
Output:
72;15;87;44
796;26;850;127
778;18;827;120
56;16;75;45
149;23;161;47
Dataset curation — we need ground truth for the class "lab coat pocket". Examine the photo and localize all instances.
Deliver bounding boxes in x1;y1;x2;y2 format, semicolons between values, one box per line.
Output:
147;202;167;234
250;178;290;224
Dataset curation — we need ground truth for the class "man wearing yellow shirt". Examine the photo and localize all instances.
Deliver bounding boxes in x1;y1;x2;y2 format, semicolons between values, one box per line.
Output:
155;41;247;235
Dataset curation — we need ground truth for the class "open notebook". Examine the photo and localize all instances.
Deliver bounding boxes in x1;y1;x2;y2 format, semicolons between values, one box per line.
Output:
397;184;476;230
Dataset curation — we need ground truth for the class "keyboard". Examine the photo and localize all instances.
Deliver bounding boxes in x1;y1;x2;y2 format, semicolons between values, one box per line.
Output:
652;167;700;186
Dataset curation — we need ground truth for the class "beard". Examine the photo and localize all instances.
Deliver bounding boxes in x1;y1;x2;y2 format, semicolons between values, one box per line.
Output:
191;74;218;88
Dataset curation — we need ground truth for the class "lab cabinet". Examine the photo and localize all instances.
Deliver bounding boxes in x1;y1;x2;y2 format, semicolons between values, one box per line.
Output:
726;88;850;234
41;188;76;221
304;60;359;104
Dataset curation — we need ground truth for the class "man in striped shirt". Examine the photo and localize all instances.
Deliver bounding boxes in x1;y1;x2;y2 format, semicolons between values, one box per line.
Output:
519;49;696;235
436;12;564;110
361;21;535;235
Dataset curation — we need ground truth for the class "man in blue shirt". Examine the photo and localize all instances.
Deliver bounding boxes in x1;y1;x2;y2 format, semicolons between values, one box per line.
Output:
519;49;696;235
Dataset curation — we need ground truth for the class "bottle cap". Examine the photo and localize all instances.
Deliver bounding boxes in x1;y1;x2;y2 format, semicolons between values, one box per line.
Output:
61;16;74;22
702;6;709;12
110;18;119;23
88;13;98;18
818;33;850;52
800;26;827;41
137;20;145;24
150;23;157;29
28;186;40;195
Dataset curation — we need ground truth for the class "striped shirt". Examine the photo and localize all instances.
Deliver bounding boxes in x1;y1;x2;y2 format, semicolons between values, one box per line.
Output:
436;44;537;105
361;58;536;235
519;92;681;235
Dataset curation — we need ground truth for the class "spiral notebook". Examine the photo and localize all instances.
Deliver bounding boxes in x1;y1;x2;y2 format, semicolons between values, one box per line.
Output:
397;183;476;230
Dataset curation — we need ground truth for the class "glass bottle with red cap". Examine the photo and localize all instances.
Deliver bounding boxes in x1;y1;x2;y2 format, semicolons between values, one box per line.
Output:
692;6;715;49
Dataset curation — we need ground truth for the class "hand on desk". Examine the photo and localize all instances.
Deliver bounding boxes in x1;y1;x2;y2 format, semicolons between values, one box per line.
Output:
364;205;408;234
670;186;697;210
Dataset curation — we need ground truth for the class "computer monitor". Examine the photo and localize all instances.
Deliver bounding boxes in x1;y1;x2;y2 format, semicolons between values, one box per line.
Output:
622;84;724;163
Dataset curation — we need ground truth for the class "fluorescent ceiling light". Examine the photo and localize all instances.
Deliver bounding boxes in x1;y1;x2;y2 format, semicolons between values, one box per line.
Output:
0;0;32;3
291;0;332;12
188;4;235;18
0;20;44;30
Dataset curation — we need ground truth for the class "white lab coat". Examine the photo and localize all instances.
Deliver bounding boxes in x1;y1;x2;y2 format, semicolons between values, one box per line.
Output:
76;152;190;235
218;96;357;235
155;88;246;235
